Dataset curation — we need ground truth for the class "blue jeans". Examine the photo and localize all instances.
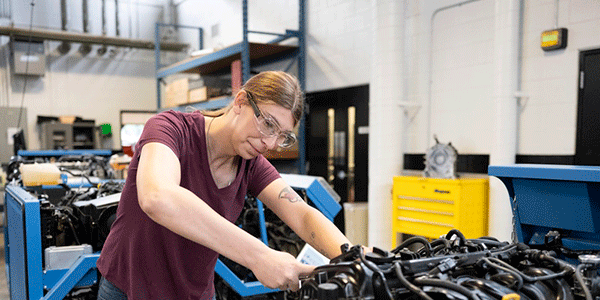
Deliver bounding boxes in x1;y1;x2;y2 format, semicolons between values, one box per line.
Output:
97;276;128;300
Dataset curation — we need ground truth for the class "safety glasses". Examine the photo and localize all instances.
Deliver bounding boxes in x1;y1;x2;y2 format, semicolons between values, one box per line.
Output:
246;90;296;148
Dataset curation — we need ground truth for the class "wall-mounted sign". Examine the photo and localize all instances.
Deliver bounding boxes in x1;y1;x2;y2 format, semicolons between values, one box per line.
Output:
541;28;568;51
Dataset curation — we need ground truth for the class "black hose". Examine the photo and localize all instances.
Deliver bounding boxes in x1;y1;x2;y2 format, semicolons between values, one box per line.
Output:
430;238;451;248
393;262;433;300
575;264;593;300
446;229;468;244
413;278;480;300
392;236;432;255
358;247;394;299
488;257;568;282
477;236;500;242
66;218;81;245
425;239;452;256
468;238;506;247
481;258;524;290
60;167;95;186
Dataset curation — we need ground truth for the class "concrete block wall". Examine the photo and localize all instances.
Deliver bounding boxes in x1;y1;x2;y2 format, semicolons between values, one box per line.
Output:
519;0;600;155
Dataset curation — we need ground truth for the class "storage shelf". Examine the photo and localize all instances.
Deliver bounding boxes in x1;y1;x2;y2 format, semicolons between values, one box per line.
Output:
160;96;233;112
155;0;306;169
157;42;297;79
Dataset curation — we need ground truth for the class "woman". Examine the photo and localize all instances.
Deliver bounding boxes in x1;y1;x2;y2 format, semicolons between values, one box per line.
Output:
96;71;353;299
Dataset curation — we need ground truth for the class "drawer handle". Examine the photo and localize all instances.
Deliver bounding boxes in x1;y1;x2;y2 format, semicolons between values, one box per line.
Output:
435;189;450;194
397;206;454;216
397;195;454;204
397;217;454;228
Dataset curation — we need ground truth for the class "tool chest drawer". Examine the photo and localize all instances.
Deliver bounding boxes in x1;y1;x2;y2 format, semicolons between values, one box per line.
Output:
392;176;488;247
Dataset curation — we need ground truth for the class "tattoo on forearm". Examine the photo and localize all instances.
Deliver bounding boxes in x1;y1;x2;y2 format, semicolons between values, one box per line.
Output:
310;231;329;257
279;187;301;203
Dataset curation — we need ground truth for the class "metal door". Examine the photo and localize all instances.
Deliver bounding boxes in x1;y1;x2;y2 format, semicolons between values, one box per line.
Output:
576;49;600;165
306;85;369;231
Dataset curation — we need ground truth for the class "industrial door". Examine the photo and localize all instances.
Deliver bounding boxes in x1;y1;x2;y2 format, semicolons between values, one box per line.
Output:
576;49;600;165
306;85;369;231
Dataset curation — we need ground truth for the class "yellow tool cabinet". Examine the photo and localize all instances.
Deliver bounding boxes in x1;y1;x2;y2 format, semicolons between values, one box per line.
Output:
392;176;489;247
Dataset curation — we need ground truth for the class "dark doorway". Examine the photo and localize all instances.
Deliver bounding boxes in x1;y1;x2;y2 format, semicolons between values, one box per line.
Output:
576;49;600;166
306;85;369;232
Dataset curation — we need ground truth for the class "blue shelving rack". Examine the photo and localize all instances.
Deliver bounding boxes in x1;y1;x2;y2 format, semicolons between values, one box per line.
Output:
154;0;307;174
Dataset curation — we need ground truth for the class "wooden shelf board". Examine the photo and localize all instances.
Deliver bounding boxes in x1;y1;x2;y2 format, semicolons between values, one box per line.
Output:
158;42;298;78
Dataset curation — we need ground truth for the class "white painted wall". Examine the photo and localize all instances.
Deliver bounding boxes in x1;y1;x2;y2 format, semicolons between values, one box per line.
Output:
1;0;164;151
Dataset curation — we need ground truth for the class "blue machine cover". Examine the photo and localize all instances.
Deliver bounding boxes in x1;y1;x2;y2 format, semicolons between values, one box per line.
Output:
489;164;600;251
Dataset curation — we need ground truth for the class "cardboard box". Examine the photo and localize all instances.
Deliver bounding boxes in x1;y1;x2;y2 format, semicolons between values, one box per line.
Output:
59;115;76;124
189;87;208;103
164;78;189;108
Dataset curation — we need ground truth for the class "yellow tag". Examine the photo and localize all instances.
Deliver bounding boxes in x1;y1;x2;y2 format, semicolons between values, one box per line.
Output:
502;294;520;300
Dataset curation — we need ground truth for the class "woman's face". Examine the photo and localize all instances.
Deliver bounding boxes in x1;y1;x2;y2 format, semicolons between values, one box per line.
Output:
233;101;295;159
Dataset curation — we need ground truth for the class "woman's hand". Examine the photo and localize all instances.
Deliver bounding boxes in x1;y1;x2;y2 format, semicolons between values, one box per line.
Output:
250;249;315;292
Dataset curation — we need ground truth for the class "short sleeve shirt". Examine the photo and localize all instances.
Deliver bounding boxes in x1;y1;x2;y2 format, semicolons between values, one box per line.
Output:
97;110;281;299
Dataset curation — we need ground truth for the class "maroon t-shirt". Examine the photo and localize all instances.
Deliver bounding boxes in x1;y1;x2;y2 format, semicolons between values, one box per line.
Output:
97;110;280;299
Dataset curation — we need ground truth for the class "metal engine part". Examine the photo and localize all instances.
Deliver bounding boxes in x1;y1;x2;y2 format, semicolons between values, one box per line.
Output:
215;195;306;300
297;229;600;300
424;136;458;179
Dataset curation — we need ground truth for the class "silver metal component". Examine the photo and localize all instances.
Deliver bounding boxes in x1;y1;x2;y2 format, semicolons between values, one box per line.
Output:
44;244;93;270
579;254;600;266
424;136;458;179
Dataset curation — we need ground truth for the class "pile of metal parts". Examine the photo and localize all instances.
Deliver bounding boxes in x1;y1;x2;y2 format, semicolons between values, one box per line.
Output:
298;229;600;300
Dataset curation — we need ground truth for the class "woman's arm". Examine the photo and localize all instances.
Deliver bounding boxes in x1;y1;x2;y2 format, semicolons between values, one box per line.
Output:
136;142;313;291
257;178;352;259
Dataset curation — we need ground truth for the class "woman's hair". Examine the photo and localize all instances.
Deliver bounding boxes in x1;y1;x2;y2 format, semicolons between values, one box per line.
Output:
202;71;305;126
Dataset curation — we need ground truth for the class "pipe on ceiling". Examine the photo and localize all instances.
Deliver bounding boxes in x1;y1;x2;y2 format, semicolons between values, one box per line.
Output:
98;0;108;55
115;0;120;37
79;0;92;55
57;0;71;54
0;25;188;52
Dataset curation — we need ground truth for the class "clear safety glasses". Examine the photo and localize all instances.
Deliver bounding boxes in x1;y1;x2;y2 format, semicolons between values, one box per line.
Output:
246;90;296;148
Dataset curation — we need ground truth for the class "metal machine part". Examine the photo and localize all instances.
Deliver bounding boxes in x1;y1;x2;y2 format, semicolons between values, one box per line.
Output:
6;154;116;188
214;174;342;299
45;245;93;270
298;229;599;300
424;136;458;179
